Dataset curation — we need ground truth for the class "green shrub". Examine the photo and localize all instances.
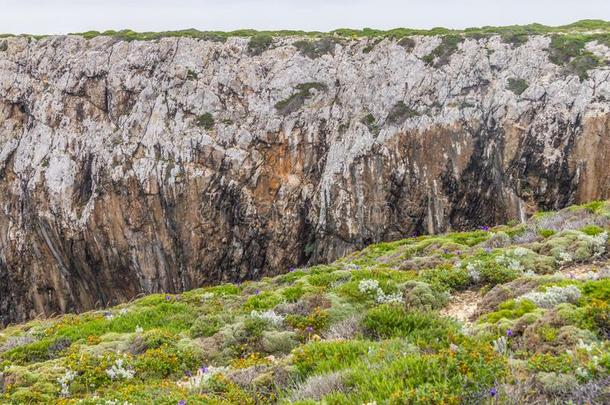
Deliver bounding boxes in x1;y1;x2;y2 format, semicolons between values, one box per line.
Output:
135;344;202;378
507;78;529;95
293;340;372;376
480;299;537;324
402;281;449;310
247;34;273;55
196;112;215;130
141;329;175;350
261;331;299;354
548;35;587;65
362;304;456;347
282;284;307;303
421;265;470;291
386;101;420;124
275;82;327;115
537;372;578;396
243;291;283;311
189;314;224;338
580;224;604;236
293;37;335;58
422;35;463;66
361;113;379;134
538;228;556;238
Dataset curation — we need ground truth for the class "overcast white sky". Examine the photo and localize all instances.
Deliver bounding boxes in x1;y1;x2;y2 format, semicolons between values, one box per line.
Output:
3;0;610;35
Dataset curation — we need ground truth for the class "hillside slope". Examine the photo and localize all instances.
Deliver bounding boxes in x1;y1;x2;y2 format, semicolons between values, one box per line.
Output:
2;25;610;325
1;201;609;404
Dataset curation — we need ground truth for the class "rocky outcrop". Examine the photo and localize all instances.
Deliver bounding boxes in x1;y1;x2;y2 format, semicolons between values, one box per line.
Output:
1;33;609;325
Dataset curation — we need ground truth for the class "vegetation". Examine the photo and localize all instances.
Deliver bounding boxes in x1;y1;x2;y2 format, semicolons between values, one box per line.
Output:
195;113;215;130
0;20;608;46
293;38;336;58
247;34;273;56
422;35;464;66
507;78;529;96
275;82;327;115
386;101;420;125
1;201;609;404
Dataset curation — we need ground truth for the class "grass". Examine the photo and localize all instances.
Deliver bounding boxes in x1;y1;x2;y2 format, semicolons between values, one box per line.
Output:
8;20;594;42
0;201;609;403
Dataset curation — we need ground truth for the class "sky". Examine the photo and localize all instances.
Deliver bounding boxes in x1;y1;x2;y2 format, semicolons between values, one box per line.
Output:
2;0;610;35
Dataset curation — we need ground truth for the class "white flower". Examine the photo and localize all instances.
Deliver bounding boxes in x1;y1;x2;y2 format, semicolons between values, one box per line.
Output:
375;291;402;304
106;358;135;380
558;251;573;265
493;336;508;355
518;285;581;308
513;247;529;257
250;310;284;327
466;262;481;283
358;279;380;294
57;369;77;397
135;325;143;334
358;279;401;304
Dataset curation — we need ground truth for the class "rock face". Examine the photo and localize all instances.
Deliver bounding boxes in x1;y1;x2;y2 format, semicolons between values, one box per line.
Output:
1;34;609;325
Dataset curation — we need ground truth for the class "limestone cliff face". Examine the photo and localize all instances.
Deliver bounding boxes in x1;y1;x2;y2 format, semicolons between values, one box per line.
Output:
1;34;609;325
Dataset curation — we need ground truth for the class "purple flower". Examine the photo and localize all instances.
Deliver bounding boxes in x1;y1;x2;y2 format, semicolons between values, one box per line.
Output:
506;329;513;338
178;401;187;405
411;233;418;238
199;366;208;374
165;295;171;301
289;266;296;272
254;289;260;295
489;387;497;397
484;247;492;253
455;250;461;255
305;326;314;333
480;225;490;232
185;370;192;377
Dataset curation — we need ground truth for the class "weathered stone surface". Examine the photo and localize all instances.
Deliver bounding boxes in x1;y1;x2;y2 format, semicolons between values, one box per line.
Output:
1;34;609;325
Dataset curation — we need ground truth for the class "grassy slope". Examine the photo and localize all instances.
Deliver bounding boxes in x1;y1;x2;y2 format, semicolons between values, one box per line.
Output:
0;201;609;404
2;19;610;41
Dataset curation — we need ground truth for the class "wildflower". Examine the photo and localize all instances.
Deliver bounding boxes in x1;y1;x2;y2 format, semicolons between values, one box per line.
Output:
484;247;492;253
480;225;490;231
506;329;513;338
289;266;296;272
455;250;461;255
250;309;284;327
135;325;143;334
199;366;209;373
254;289;260;295
106;358;135;380
411;233;417;238
185;370;192;377
165;295;171;301
490;387;497;397
178;401;186;405
305;326;314;333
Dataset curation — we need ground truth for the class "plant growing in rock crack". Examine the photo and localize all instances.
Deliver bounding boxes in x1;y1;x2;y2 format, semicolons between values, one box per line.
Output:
507;78;529;95
275;82;327;115
195;113;215;130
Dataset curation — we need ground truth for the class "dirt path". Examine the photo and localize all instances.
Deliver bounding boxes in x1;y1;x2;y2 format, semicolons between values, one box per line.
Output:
439;290;483;323
557;259;609;280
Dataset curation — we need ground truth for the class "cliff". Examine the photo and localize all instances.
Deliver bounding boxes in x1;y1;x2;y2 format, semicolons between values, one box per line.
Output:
1;30;610;324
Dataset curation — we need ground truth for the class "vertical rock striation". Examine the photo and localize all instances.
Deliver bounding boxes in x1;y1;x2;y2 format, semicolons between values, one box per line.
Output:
0;33;609;324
